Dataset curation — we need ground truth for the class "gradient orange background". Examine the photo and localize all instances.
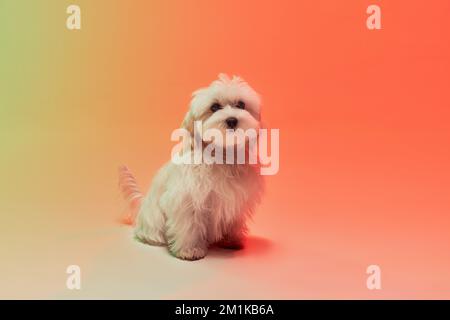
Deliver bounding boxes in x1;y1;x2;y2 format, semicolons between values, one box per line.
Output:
1;0;449;299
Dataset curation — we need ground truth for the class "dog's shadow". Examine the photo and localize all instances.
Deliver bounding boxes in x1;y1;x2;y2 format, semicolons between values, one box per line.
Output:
208;235;273;259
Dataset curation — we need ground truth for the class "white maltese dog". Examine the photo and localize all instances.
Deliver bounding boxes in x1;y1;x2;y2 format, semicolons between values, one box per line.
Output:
119;74;264;260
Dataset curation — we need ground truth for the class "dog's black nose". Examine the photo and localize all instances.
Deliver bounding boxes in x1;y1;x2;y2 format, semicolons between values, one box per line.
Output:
226;117;238;129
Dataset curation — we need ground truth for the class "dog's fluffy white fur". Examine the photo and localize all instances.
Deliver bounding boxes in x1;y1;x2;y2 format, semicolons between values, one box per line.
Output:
120;74;264;260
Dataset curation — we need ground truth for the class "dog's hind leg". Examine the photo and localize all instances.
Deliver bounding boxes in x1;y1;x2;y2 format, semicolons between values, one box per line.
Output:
133;164;173;246
134;196;166;246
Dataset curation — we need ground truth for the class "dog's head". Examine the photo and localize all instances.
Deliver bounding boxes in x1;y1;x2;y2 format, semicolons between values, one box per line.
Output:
182;74;261;148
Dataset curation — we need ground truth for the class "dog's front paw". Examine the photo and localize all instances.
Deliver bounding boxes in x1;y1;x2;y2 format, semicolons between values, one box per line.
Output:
172;246;207;261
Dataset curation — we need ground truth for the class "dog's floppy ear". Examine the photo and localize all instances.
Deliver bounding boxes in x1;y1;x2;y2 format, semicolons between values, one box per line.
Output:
181;110;195;137
183;87;208;136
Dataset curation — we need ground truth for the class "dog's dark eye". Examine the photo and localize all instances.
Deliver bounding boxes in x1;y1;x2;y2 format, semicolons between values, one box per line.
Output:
210;103;222;112
236;100;245;109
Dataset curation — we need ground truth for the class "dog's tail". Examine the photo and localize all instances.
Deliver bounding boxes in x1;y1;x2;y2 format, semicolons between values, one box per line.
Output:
118;165;143;225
